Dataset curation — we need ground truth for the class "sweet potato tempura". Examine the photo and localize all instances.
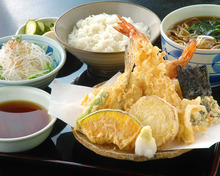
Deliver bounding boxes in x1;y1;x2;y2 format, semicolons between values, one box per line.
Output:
81;16;213;146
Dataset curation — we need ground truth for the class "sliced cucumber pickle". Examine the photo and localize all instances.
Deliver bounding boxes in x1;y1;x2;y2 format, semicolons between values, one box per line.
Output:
36;20;46;34
25;20;40;35
24;19;51;35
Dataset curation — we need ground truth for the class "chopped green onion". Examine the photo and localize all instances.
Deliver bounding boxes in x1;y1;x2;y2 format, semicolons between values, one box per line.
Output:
16;36;22;43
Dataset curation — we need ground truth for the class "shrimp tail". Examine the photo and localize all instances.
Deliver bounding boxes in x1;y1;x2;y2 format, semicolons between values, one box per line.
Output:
113;15;131;38
113;15;148;41
166;41;197;79
179;41;197;67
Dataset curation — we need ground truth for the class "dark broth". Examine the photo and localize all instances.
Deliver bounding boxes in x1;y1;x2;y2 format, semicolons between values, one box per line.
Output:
0;100;50;138
166;16;220;49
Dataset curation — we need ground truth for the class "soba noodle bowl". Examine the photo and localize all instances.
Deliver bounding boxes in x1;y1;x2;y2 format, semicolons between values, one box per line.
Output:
166;17;220;49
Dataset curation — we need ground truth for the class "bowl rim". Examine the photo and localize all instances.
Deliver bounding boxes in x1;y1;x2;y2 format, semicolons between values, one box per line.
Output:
0;34;66;84
0;86;57;142
54;0;161;55
161;4;220;52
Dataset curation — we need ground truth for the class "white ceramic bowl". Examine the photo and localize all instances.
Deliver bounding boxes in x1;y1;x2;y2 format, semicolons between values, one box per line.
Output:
0;86;56;153
0;34;66;89
16;17;57;35
55;1;161;76
161;4;220;87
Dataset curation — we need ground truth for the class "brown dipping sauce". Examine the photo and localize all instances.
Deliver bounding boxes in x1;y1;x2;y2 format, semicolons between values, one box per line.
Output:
0;100;50;138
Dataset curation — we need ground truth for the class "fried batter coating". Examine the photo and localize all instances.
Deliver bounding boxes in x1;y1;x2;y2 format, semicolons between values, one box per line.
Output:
80;16;217;147
82;72;143;112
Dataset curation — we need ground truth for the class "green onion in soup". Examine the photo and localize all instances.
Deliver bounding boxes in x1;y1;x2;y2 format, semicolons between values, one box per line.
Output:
166;17;220;49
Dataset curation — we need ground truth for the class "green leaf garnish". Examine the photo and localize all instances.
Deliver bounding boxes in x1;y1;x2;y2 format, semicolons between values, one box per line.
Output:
188;18;220;41
28;62;53;80
16;36;22;43
46;61;53;72
50;23;54;28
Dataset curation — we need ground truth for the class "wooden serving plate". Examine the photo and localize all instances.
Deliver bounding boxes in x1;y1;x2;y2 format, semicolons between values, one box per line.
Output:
73;129;191;161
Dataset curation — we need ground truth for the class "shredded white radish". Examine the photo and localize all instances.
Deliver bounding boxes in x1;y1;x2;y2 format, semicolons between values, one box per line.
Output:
0;38;53;81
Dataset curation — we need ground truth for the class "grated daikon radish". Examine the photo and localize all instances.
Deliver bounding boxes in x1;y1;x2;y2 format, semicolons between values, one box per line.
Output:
0;37;53;81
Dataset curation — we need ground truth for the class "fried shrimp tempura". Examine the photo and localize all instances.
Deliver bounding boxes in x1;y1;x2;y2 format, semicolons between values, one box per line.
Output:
131;39;182;107
82;38;143;112
81;16;213;147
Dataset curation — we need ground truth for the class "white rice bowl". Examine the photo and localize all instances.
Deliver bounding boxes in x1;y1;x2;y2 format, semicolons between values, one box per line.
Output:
67;13;150;52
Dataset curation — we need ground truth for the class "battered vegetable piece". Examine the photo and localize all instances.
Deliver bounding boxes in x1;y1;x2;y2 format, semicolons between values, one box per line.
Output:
76;88;109;126
177;65;212;99
78;109;142;151
177;95;220;145
177;97;208;144
129;96;179;150
102;72;143;112
201;96;220;124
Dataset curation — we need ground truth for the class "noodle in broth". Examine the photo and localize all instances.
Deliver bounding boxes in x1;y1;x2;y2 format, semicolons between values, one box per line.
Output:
166;17;220;49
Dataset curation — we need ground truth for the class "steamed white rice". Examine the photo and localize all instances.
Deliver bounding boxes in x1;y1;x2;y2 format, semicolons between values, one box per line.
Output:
67;13;150;52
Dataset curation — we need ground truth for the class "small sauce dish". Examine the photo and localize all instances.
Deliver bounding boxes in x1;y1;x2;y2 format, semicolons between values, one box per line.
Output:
0;86;56;153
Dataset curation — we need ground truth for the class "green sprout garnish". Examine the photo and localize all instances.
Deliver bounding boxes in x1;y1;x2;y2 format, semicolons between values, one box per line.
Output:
28;62;53;80
50;23;54;28
16;36;22;43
